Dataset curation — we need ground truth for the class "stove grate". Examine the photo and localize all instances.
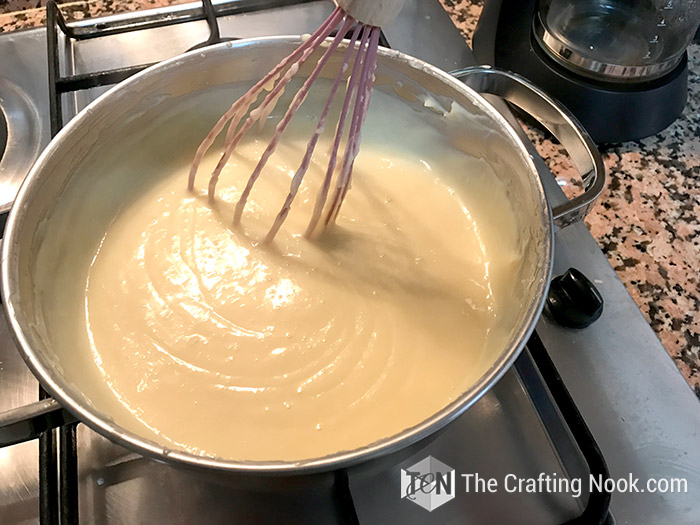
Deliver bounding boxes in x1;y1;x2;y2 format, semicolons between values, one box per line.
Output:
520;333;613;524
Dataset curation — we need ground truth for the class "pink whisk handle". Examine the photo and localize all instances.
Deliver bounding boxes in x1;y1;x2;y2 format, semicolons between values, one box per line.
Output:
335;0;407;26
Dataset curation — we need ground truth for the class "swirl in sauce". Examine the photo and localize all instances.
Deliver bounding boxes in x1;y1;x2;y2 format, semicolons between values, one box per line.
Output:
52;111;522;461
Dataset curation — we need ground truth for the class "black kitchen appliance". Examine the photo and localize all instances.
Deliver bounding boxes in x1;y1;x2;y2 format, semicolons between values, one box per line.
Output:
473;0;699;143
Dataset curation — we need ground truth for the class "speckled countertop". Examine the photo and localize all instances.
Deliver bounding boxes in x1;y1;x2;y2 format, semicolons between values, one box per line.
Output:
1;0;699;398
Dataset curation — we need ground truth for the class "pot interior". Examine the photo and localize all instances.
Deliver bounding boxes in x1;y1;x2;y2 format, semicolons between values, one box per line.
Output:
4;39;550;471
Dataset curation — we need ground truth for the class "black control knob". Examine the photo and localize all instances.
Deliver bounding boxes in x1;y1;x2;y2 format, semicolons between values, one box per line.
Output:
546;268;603;329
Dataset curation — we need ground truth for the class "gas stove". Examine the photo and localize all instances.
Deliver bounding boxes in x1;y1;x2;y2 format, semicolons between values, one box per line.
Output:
1;1;699;524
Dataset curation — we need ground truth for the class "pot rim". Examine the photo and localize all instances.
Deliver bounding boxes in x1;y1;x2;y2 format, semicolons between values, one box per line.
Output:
1;36;553;475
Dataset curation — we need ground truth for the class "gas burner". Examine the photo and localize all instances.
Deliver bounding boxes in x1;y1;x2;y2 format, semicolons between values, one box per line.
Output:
0;78;43;213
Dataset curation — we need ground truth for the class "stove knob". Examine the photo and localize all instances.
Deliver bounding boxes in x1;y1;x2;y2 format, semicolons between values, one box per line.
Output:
546;268;603;329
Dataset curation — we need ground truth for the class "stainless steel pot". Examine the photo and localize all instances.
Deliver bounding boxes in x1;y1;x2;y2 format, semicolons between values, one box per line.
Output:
0;38;604;476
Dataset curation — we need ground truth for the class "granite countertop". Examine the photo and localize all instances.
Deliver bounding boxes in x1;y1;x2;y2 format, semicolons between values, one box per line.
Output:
1;0;699;398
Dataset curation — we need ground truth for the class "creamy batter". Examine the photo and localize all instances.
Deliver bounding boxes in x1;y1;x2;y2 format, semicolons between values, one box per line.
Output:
39;88;524;461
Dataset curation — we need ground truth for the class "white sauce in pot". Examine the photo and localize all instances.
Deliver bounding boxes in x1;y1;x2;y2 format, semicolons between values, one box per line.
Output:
38;88;524;461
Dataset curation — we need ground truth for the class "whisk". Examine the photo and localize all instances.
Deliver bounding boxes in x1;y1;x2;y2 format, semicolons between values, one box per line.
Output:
187;0;407;243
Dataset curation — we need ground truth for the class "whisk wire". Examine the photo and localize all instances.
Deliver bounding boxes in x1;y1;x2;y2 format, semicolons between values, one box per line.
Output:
325;26;381;225
265;20;363;243
188;6;343;192
190;6;384;242
234;14;356;228
303;23;364;238
207;8;347;203
334;27;381;218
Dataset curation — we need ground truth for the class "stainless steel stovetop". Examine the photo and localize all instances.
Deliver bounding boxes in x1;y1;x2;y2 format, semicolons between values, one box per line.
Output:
1;1;699;524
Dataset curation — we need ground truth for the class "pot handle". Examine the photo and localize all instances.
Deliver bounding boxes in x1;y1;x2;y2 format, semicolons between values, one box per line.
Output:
0;397;76;447
451;66;605;228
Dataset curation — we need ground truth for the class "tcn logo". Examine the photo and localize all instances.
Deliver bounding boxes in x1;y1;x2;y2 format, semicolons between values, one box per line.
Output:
400;456;456;511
